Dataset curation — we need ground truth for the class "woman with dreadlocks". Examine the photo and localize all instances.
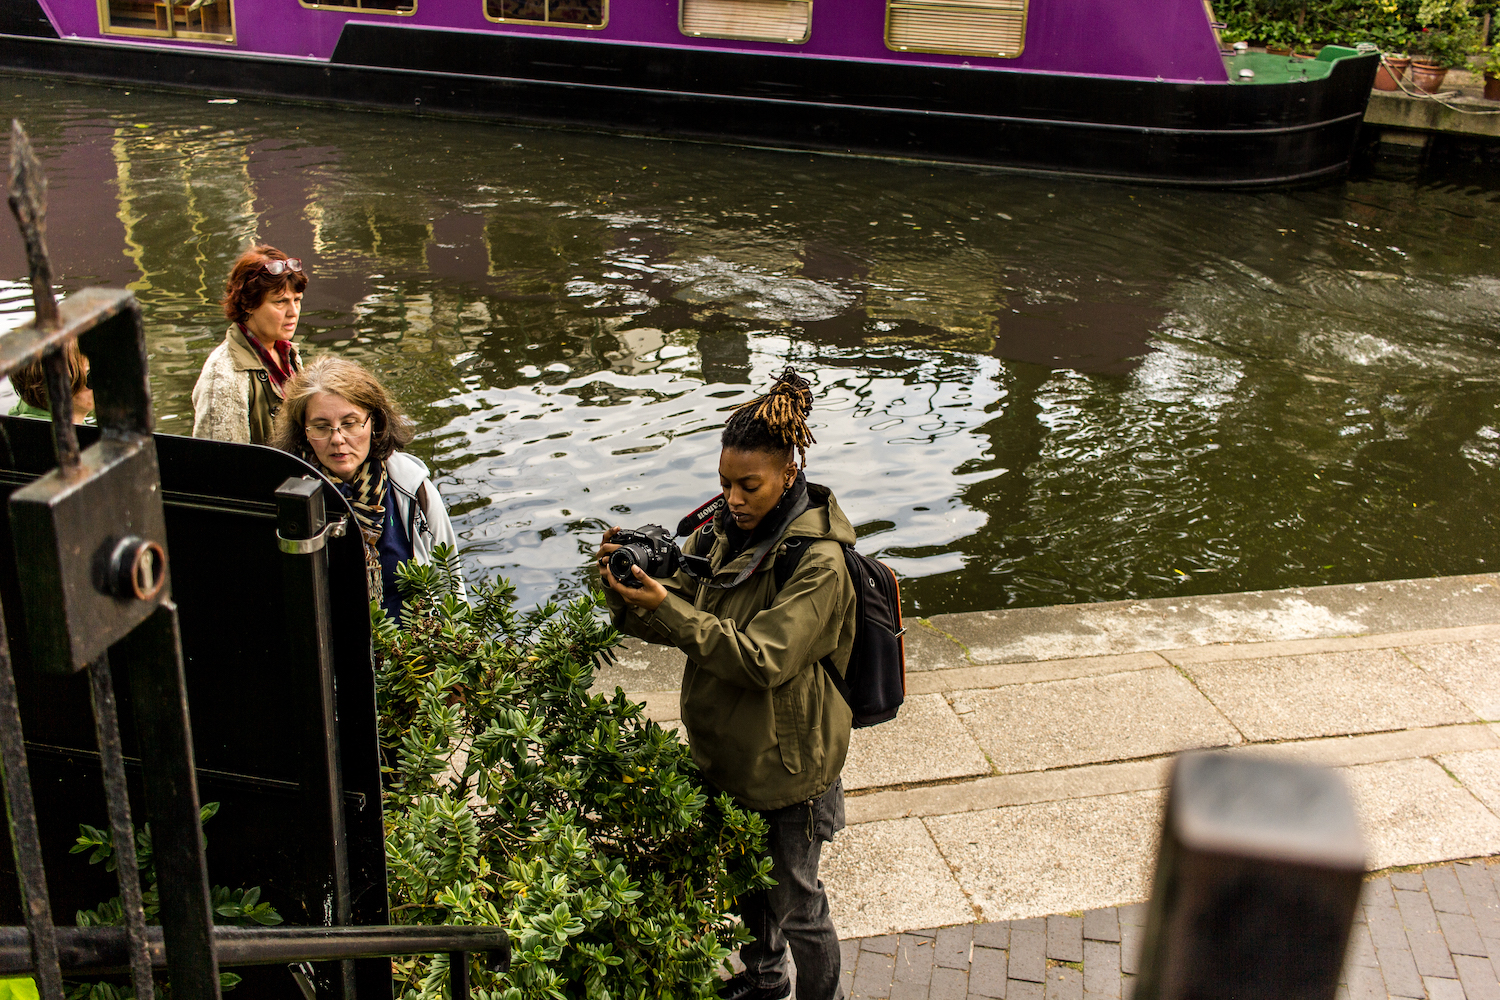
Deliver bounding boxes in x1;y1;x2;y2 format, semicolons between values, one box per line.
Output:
272;357;462;622
598;369;857;1000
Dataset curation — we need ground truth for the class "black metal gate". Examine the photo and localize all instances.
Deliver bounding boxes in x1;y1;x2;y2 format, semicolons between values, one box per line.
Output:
0;121;506;1000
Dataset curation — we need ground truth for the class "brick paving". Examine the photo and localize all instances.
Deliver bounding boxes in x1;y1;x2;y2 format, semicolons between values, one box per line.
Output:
836;860;1500;1000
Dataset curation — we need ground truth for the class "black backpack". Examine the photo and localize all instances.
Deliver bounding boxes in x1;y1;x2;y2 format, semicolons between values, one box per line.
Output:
775;539;906;728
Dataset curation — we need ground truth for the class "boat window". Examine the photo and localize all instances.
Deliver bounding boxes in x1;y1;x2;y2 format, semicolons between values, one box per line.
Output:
679;0;811;43
299;0;416;14
100;0;235;41
484;0;606;27
885;0;1026;57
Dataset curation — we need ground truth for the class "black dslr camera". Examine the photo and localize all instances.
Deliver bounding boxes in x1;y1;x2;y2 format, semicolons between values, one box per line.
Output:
608;525;685;588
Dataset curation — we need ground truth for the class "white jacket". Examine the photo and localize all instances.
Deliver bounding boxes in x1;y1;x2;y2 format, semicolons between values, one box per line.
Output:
385;451;466;598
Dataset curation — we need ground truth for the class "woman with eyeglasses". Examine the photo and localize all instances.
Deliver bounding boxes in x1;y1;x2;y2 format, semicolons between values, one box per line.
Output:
271;356;463;622
191;245;307;444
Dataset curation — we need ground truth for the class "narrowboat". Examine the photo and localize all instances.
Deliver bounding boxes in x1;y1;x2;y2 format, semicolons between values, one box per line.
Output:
0;0;1379;186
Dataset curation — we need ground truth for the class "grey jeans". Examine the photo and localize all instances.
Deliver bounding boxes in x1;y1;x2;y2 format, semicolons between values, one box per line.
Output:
738;778;847;1000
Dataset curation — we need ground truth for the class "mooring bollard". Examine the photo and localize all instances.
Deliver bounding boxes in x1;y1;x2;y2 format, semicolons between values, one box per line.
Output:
1133;751;1365;1000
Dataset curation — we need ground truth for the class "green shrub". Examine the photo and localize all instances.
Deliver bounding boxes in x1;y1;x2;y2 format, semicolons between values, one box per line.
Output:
375;546;774;1000
1214;0;1495;51
66;803;282;999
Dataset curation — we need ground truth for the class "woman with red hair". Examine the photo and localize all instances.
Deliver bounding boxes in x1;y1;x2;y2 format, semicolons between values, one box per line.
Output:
192;244;308;444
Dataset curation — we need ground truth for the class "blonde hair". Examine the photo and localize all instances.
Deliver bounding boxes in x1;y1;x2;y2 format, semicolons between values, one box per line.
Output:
271;356;415;461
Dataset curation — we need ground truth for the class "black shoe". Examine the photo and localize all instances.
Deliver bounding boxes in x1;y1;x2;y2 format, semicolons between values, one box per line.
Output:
717;972;792;1000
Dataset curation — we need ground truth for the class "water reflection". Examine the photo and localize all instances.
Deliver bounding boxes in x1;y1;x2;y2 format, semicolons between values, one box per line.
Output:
2;77;1499;613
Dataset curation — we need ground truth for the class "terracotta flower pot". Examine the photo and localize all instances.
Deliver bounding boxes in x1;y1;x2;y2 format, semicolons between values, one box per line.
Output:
1486;72;1500;101
1267;45;1294;56
1374;55;1411;91
1409;60;1449;93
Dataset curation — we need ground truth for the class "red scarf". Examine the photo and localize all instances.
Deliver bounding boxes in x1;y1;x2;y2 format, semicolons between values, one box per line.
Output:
239;324;297;393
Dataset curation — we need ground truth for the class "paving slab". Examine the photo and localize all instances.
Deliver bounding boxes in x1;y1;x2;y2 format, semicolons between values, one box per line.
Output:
1438;748;1500;819
844;693;991;792
1453;953;1500;1000
1405;639;1500;722
905;620;973;672
593;637;682;693
926;575;1500;664
970;945;1010;995
1082;938;1120;998
846;759;1168;825
905;653;1168;697
1008;929;1045;983
1184;648;1476;741
1247;724;1499;770
1162;624;1500;665
1082;908;1119;944
893;933;935;987
1341;758;1500;870
1046;915;1083;963
925;789;1164;922
822;817;974;939
1042;965;1081;1000
847;722;1499;824
932;926;973;970
954;668;1241;774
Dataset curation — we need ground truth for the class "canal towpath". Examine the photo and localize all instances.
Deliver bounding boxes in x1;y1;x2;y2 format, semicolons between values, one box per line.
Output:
593;571;1500;996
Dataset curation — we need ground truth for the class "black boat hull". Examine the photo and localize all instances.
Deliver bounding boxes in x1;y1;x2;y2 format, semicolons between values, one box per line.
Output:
0;15;1379;187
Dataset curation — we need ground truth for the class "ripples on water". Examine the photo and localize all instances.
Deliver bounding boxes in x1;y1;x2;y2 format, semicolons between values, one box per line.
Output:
2;77;1499;613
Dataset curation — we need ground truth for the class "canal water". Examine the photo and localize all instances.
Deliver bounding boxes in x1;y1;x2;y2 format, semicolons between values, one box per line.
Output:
2;76;1498;614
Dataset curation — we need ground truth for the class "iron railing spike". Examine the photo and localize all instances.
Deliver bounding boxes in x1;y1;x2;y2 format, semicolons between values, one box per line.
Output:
86;656;156;1000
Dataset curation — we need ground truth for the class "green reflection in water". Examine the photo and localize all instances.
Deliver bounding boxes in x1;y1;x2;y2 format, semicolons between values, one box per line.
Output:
2;77;1500;614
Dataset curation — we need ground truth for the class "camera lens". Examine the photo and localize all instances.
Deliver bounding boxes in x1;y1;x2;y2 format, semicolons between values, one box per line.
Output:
608;547;645;588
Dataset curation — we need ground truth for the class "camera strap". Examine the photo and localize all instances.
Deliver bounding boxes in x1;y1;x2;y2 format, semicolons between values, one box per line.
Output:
679;490;810;591
676;494;727;537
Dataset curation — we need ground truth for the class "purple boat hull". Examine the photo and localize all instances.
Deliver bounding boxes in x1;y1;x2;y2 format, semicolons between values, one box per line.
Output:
0;0;1379;185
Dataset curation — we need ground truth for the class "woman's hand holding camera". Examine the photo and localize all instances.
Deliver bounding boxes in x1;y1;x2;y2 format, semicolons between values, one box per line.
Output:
597;527;668;611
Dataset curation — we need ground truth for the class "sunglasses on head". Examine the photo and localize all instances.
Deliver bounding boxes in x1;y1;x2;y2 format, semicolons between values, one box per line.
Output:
260;258;304;276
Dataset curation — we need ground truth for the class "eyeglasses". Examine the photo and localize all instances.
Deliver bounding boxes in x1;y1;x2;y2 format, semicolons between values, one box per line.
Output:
261;258;304;276
305;413;372;441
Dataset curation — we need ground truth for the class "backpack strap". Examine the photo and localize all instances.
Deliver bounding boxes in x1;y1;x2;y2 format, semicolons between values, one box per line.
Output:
416;481;431;520
404;480;432;541
773;536;811;590
773;539;855;704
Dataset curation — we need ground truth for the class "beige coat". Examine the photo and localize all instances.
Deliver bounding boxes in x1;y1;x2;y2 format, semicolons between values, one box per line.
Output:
607;484;857;812
191;326;302;444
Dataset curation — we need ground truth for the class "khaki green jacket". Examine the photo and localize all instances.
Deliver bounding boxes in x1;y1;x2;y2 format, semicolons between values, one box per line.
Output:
607;484;857;812
190;326;302;445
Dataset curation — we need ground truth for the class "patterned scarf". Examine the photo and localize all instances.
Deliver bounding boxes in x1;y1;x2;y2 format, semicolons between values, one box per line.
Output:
301;444;388;609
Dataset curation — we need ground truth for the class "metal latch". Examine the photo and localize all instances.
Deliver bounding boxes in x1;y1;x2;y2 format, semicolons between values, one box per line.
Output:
276;515;348;555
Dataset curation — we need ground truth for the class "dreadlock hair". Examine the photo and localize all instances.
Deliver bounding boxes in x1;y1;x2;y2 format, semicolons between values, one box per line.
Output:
721;368;817;471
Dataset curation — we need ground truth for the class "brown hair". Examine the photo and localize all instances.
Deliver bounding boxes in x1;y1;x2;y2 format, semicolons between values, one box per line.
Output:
221;245;308;325
270;356;415;463
721;367;817;470
8;339;87;410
